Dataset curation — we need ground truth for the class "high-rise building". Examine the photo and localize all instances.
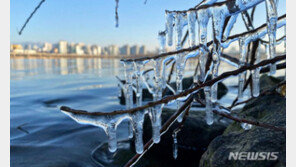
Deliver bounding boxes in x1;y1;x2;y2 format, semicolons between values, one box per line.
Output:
68;43;76;54
59;41;68;54
120;45;130;55
130;45;139;55
106;45;119;56
91;45;102;56
84;45;92;55
75;43;85;55
42;42;53;53
139;45;146;55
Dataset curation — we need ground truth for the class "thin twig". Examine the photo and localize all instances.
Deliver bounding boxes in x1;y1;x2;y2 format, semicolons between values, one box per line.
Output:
18;0;46;35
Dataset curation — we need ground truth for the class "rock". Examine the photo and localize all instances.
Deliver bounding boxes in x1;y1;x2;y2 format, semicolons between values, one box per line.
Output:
118;76;228;105
199;75;286;167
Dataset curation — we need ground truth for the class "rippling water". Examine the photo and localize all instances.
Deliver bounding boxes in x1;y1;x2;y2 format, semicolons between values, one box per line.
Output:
10;57;284;167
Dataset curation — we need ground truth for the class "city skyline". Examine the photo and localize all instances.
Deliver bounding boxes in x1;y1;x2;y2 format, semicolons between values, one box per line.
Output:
10;40;150;56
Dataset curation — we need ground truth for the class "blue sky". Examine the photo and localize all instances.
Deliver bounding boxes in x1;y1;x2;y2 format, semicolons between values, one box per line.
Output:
10;0;286;51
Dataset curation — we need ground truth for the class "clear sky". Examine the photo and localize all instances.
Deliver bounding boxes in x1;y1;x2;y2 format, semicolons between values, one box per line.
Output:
10;0;286;51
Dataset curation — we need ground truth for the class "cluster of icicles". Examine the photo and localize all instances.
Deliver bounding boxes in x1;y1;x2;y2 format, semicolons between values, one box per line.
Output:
61;0;286;158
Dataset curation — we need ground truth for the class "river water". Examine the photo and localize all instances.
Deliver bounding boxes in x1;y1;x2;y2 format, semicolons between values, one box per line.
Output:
10;57;284;167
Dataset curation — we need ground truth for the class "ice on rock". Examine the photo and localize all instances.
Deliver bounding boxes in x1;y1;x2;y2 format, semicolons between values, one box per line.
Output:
265;0;278;75
252;42;261;97
241;122;253;130
204;86;213;125
172;132;178;159
187;10;197;47
165;11;175;46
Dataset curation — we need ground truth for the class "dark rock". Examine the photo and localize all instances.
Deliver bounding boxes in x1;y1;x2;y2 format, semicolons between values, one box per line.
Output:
199;75;286;167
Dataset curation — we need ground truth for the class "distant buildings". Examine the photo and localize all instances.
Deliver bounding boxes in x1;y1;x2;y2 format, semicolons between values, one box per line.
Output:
10;41;150;56
130;45;140;55
120;45;130;56
42;42;52;53
58;41;68;54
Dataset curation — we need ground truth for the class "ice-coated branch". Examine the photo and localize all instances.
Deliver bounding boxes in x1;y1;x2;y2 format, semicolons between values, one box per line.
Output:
60;54;286;117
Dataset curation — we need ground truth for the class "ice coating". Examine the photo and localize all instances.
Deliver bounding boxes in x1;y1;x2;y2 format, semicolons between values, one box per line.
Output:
174;12;187;122
211;51;220;102
265;0;278;75
238;37;247;100
61;109;130;152
133;62;144;107
130;111;145;154
123;62;134;138
252;42;262;97
148;105;163;143
197;8;210;82
187;10;197;47
211;6;227;102
165;11;175;46
222;14;238;41
158;31;166;53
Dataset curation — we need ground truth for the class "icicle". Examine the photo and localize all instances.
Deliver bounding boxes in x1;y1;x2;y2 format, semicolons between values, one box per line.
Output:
211;7;226;102
187;10;197;47
211;52;220;102
172;132;178;159
131;111;145;154
133;62;144;107
197;9;210;82
165;11;175;46
238;37;247;100
158;31;166;53
173;12;187;122
174;12;185;49
115;0;119;27
252;42;261;97
123;61;134;139
147;58;164;143
106;123;117;152
265;0;278;75
148;105;162;143
204;86;213;125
